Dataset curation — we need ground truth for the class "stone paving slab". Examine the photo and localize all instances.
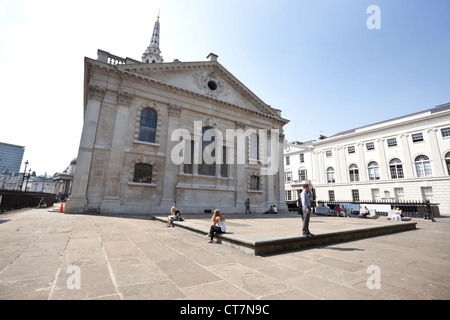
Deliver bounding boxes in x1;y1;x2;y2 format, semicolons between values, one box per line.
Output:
0;208;449;300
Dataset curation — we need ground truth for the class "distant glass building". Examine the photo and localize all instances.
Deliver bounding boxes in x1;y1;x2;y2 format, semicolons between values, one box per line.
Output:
0;142;25;174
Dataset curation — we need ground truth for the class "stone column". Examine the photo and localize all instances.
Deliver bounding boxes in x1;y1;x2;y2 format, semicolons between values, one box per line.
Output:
339;147;348;183
65;85;106;214
357;143;367;181
377;138;389;180
400;134;414;178
266;130;275;206
277;132;288;212
334;147;342;183
100;90;134;214
159;104;182;211
427;128;445;177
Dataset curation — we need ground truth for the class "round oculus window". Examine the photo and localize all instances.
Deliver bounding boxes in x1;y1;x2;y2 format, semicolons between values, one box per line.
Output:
207;80;218;91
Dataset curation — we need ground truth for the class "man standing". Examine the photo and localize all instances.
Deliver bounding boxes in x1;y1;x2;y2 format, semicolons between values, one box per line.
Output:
296;193;303;219
300;184;314;237
245;198;251;214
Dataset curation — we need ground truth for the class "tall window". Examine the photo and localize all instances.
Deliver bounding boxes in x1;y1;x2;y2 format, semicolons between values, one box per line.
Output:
285;156;290;166
183;140;194;174
415;155;432;177
349;164;359;182
250;175;260;191
328;190;335;201
389;158;404;179
138;108;157;143
198;127;216;176
221;146;228;178
352;189;360;202
371;189;380;201
421;187;433;202
299;153;305;163
326;167;335;184
446;152;450;175
285;190;292;201
368;161;380;180
326;150;332;157
298;168;307;181
394;188;404;201
133;163;153;184
284;171;292;182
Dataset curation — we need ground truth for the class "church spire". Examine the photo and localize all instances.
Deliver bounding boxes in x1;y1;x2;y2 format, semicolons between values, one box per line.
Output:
142;11;164;64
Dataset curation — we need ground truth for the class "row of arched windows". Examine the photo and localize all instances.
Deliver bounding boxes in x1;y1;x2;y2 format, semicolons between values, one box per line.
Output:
326;154;440;183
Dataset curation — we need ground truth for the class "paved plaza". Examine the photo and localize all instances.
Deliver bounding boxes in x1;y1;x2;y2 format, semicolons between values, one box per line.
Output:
0;208;449;300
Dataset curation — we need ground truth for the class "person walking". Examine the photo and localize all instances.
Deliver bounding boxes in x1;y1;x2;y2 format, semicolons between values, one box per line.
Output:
245;198;251;214
300;184;314;237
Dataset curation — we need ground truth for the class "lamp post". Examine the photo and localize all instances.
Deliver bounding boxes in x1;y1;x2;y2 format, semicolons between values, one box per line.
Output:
41;172;47;192
19;160;29;191
24;168;31;192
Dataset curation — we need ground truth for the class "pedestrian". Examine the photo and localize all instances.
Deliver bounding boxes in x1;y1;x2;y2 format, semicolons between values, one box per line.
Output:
245;198;251;214
206;209;227;243
297;193;304;219
300;184;314;237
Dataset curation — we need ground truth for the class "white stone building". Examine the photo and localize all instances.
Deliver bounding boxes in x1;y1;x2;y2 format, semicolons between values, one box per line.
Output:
65;16;289;215
284;103;450;216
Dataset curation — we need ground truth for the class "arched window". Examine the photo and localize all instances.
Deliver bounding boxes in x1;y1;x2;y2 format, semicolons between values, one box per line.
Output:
446;152;450;175
198;127;216;176
133;163;153;183
415;155;432;177
349;164;359;182
368;161;380;180
389;158;404;179
138;108;157;143
326;167;335;184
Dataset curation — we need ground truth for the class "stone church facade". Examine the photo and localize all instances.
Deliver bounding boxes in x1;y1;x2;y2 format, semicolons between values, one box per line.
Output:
65;16;289;215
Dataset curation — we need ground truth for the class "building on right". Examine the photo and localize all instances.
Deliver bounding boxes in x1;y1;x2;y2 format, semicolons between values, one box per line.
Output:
284;102;450;216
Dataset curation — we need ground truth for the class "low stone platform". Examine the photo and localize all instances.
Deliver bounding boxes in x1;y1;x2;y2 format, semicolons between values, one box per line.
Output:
153;214;417;255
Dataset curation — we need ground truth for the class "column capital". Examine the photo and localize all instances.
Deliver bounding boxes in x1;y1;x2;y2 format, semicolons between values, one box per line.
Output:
87;84;106;101
117;90;134;106
168;103;182;118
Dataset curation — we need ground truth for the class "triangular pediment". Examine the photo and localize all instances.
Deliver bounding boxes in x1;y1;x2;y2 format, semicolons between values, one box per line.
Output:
117;61;281;118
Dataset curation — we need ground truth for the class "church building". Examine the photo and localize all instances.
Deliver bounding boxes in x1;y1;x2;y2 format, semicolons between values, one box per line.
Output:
65;15;289;215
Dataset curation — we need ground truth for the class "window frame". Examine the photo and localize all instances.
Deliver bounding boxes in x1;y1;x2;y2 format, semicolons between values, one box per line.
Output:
138;108;158;144
133;163;153;184
387;138;397;147
412;133;424;143
367;161;380;180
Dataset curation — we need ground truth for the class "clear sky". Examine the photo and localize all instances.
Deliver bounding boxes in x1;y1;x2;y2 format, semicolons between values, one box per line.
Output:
1;0;449;175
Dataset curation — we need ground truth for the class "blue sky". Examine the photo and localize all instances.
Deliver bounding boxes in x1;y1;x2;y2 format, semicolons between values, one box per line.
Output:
0;0;449;174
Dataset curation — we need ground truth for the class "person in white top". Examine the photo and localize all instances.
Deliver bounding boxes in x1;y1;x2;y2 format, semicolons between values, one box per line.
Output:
206;209;227;243
391;207;402;221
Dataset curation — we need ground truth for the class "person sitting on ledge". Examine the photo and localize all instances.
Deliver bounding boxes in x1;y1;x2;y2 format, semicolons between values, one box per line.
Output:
166;206;181;227
391;207;402;221
206;209;227;243
360;206;369;218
